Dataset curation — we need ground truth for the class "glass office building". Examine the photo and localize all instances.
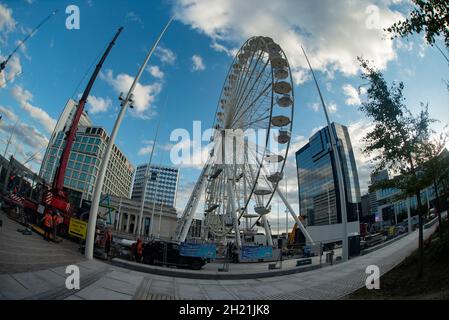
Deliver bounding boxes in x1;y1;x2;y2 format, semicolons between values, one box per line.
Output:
296;123;361;244
40;125;134;206
131;164;179;208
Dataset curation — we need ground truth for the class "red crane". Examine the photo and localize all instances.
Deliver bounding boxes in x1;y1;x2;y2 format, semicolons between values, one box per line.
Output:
46;27;124;213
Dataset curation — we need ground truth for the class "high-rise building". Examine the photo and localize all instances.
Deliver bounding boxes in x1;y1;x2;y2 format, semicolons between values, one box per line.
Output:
40;99;92;178
39;100;134;206
295;122;361;245
131;164;179;208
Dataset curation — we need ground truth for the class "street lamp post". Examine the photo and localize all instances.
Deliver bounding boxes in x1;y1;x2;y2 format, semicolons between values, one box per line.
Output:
136;118;161;238
301;46;349;261
85;17;174;260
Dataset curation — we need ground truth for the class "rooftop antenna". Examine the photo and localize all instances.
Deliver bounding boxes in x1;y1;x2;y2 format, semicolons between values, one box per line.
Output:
0;9;58;73
301;45;349;262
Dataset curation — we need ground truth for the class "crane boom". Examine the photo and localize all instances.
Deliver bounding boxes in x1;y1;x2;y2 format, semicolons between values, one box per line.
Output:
0;10;58;72
52;27;124;200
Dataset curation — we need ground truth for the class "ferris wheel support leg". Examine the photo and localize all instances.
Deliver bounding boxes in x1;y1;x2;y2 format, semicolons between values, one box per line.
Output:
276;187;315;245
225;167;242;249
261;215;274;246
176;164;210;242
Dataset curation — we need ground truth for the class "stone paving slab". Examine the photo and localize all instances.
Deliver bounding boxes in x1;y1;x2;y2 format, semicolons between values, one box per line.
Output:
0;274;32;300
11;271;62;296
1;211;444;300
74;282;133;300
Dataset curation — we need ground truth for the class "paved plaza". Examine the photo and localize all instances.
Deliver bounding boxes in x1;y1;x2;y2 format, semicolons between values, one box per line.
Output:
0;208;443;300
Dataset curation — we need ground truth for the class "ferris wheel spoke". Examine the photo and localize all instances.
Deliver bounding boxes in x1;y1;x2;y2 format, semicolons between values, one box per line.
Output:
240;96;271;128
231;83;271;128
231;59;270;125
233;58;270;119
228;49;261;113
241;115;271;130
235;70;272;127
231;50;265;109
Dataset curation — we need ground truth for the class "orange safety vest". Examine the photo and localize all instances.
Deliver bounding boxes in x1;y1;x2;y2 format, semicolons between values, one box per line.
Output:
43;214;53;228
136;241;143;255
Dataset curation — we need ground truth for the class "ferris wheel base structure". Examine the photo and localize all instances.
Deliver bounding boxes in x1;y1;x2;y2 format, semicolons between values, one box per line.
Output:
174;36;313;249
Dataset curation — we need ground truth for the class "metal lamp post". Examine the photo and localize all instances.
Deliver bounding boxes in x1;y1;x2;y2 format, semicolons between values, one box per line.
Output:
136;118;161;238
301;46;349;261
85;17;174;260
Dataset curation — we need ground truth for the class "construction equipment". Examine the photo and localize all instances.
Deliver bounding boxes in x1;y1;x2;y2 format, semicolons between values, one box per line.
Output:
0;10;58;73
4;28;123;235
287;216;306;248
43;27;123;217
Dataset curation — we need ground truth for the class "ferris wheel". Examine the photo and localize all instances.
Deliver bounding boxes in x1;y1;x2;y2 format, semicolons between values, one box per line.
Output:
175;36;312;247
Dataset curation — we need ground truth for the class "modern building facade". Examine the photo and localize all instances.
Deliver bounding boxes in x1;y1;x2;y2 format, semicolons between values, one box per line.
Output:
39;100;134;206
39;99;92;178
361;149;449;229
131;164;179;208
296;122;361;245
368;170;440;227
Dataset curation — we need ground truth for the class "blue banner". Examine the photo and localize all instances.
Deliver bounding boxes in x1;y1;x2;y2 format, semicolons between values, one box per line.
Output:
241;246;273;259
180;243;216;259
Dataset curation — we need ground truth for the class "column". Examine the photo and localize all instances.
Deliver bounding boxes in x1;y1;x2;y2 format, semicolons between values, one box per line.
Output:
125;213;130;233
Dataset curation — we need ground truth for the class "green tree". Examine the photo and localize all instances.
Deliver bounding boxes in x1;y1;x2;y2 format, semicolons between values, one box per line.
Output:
421;133;449;238
386;0;449;48
358;58;436;277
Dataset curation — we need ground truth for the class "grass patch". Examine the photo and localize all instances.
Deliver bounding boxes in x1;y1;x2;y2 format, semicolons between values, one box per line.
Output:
347;220;449;300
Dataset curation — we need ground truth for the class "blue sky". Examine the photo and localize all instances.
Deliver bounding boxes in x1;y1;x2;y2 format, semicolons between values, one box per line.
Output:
0;0;448;226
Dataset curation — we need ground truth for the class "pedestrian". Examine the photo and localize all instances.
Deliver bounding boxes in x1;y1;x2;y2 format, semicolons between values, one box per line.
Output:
135;238;143;263
130;242;136;261
40;211;53;242
52;212;60;242
105;228;113;258
231;243;239;263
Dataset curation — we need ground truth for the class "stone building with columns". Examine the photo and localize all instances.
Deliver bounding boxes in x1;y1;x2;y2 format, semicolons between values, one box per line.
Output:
101;195;178;240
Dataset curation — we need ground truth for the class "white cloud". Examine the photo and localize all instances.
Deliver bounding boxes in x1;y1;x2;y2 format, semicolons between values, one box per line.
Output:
328;101;337;113
126;11;144;28
138;140;174;156
308;102;320;112
147;65;165;79
0;105;18;122
0;54;22;87
87;95;112;114
100;69;162;119
191;54;205;71
347;119;377;194
0;120;48;150
0;3;16;43
342;84;365;106
210;41;238;57
138;143;155;156
172;0;404;84
156;46;177;65
11;85;56;133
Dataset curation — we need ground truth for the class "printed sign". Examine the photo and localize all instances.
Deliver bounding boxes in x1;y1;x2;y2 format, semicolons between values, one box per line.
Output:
68;218;87;239
180;243;216;259
241;246;273;260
